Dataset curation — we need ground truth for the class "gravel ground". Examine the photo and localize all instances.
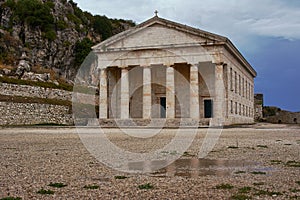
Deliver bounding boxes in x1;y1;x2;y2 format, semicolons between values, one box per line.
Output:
0;123;299;200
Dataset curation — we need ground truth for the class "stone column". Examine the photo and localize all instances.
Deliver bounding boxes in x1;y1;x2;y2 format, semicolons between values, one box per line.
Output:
120;67;129;119
143;67;152;119
99;68;108;119
190;65;199;119
214;63;225;125
166;66;175;119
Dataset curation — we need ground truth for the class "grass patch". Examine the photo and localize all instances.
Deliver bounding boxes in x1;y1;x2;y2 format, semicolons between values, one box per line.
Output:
235;171;246;174
270;160;282;164
114;176;128;180
251;171;266;175
83;185;99;190
290;195;300;199
230;194;252;200
35;123;68;126
183;151;194;157
215;183;234;190
138;183;154;190
48;182;67;188
73;85;98;95
0;76;73;91
36;188;55;195
253;182;264;186
228;146;239;149
238;187;252;194
257;145;268;148
160;150;177;155
0;197;22;200
0;94;72;107
296;181;300;186
290;188;300;193
285;161;300;168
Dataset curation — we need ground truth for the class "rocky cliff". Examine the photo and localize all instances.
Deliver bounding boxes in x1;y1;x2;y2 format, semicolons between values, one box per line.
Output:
0;0;135;81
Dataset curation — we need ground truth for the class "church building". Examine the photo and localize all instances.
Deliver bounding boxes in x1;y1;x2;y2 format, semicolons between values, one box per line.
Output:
92;14;257;126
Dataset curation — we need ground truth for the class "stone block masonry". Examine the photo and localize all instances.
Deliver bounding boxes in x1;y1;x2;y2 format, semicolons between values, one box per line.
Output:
0;82;75;126
0;82;73;101
0;102;73;126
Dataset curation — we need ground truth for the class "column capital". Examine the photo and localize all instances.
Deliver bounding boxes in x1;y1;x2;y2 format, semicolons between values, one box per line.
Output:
141;65;152;69
164;63;174;68
213;62;226;66
119;66;128;69
97;67;107;72
190;63;199;67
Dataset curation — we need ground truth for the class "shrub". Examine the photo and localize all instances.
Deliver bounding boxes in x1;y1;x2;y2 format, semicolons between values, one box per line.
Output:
14;0;54;31
44;30;56;41
48;182;67;188
93;15;113;40
138;183;154;190
215;183;234;190
83;185;99;189
74;38;94;67
36;188;54;195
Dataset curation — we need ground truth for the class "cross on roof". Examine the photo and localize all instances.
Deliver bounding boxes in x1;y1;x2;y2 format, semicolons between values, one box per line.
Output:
154;10;158;17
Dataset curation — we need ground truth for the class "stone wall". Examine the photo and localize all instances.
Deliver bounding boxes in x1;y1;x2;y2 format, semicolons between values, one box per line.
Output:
0;82;76;126
0;82;72;101
254;94;263;121
0;102;73;126
266;110;300;124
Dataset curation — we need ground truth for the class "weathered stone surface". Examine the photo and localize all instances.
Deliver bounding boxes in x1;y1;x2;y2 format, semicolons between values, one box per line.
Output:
266;110;300;124
0;82;73;101
0;102;73;126
92;16;257;125
0;0;134;80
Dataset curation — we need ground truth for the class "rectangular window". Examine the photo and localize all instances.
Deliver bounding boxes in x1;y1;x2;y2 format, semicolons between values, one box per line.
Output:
235;71;237;93
246;80;248;99
235;102;238;114
230;100;233;114
239;75;241;95
249;83;251;99
239;103;241;115
230;68;233;91
242;78;244;97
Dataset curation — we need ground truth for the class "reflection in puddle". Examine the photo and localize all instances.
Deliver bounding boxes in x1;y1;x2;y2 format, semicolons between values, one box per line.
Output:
128;158;260;178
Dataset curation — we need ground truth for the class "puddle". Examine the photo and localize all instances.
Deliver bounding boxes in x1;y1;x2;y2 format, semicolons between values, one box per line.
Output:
128;158;260;178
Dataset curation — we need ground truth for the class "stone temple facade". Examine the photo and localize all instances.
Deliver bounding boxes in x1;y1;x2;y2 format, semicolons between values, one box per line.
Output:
92;15;257;126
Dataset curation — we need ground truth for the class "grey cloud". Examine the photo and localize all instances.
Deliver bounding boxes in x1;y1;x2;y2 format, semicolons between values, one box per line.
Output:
74;0;300;41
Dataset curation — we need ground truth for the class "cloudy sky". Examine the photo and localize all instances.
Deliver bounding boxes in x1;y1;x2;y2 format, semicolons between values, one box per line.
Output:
75;0;300;112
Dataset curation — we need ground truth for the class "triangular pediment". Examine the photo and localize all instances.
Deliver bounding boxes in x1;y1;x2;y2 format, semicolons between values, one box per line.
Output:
92;16;227;51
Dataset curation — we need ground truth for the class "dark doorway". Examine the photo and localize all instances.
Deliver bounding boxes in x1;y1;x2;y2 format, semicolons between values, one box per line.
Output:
160;97;166;118
204;99;213;118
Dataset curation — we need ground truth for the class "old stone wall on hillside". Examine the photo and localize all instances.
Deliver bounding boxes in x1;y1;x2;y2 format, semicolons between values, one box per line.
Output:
266;110;300;124
0;102;73;125
0;83;70;125
0;82;73;101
